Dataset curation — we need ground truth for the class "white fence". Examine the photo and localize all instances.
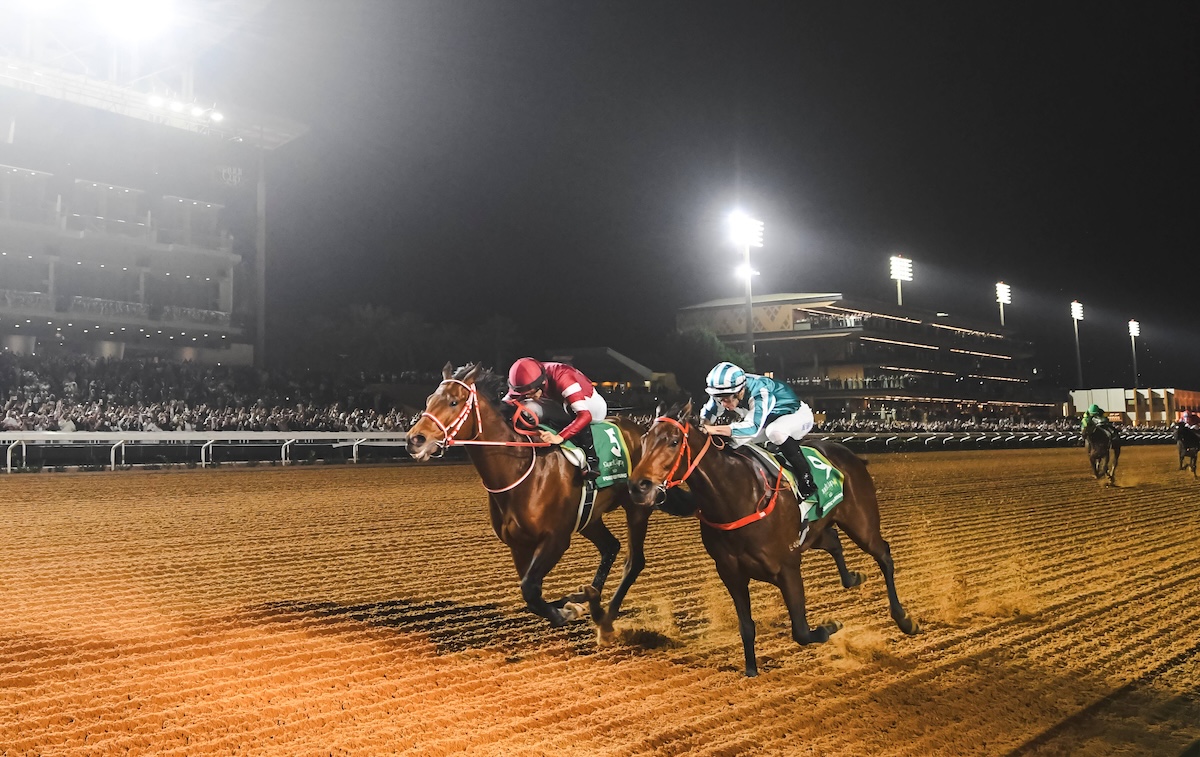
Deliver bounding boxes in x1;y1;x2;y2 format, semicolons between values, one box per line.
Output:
1;431;409;472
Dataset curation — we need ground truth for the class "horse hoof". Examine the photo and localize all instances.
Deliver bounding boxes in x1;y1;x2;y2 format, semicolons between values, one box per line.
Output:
897;614;921;635
581;585;601;602
561;602;587;622
744;668;759;678
843;571;867;589
596;624;616;645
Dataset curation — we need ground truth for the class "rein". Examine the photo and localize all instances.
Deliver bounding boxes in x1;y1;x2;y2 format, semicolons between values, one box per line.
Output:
421;379;550;493
651;416;788;531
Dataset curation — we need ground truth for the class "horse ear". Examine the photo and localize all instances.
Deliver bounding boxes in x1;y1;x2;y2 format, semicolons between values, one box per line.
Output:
682;397;693;417
654;402;666;418
442;362;454;380
463;362;482;383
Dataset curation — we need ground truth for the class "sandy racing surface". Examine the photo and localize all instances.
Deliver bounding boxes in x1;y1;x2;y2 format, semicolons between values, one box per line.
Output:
2;447;1198;756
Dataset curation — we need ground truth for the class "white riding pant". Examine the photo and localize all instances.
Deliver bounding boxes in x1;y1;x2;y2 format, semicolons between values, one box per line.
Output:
732;405;814;448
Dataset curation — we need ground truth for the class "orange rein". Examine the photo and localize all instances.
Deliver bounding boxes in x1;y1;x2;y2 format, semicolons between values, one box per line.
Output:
654;415;788;531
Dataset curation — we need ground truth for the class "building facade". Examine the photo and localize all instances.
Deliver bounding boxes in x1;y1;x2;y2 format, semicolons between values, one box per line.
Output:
0;4;303;365
678;292;1058;421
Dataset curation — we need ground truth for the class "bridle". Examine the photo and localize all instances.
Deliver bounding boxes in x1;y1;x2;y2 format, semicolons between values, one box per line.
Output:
418;379;549;493
648;414;788;531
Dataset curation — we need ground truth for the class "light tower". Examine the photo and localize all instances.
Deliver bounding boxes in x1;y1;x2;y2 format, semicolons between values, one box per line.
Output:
890;255;913;306
1128;320;1140;389
729;211;764;366
995;282;1011;326
1071;301;1084;389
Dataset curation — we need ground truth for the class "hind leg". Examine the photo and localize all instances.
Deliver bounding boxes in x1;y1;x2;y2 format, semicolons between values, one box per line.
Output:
835;512;920;636
815;527;866;588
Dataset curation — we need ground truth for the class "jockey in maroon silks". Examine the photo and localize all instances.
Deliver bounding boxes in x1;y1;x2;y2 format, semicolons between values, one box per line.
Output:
506;357;608;481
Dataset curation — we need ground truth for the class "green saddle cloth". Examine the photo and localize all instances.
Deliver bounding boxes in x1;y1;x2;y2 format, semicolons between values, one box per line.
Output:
552;422;630;489
743;444;846;521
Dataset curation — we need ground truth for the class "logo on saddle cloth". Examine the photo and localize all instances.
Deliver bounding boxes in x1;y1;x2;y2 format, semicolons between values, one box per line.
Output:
741;444;846;521
559;422;631;489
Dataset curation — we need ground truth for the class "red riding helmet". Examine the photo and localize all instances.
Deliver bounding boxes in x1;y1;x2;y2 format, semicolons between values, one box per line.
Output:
508;357;546;397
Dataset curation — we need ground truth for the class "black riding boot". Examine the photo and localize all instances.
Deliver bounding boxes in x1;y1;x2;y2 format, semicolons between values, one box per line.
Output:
573;430;601;481
780;437;817;499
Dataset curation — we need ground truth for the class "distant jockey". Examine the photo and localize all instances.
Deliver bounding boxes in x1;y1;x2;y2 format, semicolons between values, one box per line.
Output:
698;361;818;499
506;357;607;481
1081;403;1114;438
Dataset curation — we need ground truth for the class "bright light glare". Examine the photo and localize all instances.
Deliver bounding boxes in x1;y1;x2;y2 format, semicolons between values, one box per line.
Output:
889;255;913;282
147;95;165;108
168;101;184;113
190;105;205;117
209;111;224;122
1071;301;1084;321
93;0;174;41
735;263;759;281
1128;320;1140;337
995;282;1011;304
728;211;764;248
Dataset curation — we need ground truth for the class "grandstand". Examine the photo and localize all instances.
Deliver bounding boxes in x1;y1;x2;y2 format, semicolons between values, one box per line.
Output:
0;2;304;367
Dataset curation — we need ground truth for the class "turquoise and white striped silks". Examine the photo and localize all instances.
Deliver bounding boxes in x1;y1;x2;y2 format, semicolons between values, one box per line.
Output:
700;373;806;445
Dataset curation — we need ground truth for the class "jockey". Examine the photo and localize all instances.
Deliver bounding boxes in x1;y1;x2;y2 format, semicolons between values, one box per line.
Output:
506;357;607;481
1183;411;1200;429
698;361;817;499
1081;404;1113;437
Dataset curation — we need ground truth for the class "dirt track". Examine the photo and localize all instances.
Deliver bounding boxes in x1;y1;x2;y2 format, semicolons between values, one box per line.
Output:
2;447;1198;756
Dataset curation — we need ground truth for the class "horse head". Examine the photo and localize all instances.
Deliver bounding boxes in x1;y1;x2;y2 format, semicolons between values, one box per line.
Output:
628;398;703;509
406;362;486;461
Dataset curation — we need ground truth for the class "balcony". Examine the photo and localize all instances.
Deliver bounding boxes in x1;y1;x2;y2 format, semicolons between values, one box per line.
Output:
0;289;55;313
161;306;231;328
67;296;150;320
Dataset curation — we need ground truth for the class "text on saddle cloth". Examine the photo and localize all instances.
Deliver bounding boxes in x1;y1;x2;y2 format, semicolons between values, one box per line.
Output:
541;421;631;490
734;443;846;521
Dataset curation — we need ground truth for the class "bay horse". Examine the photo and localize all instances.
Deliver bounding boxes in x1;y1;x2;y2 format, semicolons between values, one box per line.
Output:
1174;423;1199;478
1084;425;1121;485
406;363;653;628
627;400;919;677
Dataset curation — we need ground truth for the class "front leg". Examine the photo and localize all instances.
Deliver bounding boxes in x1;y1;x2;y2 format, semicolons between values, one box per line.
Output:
513;534;581;627
713;557;757;677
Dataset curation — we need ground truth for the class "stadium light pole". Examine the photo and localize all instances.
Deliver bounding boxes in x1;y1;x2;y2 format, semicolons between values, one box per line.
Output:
1071;300;1084;389
729;211;763;367
995;282;1011;326
1128;320;1140;389
890;255;913;306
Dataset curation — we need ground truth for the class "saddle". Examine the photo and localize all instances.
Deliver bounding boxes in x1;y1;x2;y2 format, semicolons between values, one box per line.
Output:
729;443;845;521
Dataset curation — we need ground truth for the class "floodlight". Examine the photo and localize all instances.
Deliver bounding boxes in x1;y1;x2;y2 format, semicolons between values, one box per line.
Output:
995;282;1011;305
169;101;184;113
209;111;225;122
889;255;913;282
735;263;758;281
1071;301;1083;321
728;211;764;248
190;105;205;117
1128;320;1139;338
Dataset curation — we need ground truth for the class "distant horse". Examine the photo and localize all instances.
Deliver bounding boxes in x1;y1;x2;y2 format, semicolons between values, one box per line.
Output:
406;363;654;628
627;400;919;677
1084;425;1121;485
1174;423;1199;478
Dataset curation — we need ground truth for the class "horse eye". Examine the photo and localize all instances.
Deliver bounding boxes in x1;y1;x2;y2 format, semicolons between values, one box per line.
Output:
670;438;679;447
449;400;458;407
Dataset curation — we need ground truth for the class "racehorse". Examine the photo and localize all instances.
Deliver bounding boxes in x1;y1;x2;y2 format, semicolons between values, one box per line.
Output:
1084;425;1121;485
627;400;919;677
1174;423;1199;478
406;363;655;629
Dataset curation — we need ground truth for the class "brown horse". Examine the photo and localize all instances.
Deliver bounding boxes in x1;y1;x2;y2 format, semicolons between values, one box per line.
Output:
1174;423;1199;478
627;400;919;677
406;363;653;628
1085;425;1121;485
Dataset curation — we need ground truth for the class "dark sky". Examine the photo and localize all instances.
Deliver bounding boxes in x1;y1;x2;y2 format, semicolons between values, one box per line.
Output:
202;1;1200;388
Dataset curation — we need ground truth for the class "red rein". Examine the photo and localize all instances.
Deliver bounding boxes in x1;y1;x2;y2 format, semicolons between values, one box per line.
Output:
654;416;786;531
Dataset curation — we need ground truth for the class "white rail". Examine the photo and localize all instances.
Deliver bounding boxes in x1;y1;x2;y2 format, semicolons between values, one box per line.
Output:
1;431;409;472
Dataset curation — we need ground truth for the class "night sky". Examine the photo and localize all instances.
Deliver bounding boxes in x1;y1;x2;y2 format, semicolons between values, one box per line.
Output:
201;1;1200;388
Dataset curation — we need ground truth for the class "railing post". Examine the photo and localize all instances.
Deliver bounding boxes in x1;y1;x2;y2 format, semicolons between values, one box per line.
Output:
202;439;216;467
353;439;365;464
110;440;125;471
7;440;25;473
282;439;294;465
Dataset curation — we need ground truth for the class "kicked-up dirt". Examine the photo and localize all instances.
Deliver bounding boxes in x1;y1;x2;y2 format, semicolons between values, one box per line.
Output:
1;446;1198;756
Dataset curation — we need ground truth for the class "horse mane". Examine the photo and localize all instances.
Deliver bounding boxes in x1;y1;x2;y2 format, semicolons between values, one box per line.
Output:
452;364;508;409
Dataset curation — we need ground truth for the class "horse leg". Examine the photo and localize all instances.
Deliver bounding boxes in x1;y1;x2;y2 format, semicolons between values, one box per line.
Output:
777;562;841;646
512;536;581;627
836;516;920;636
815;526;866;588
568;519;620;607
595;505;651;636
714;561;759;677
1109;447;1120;485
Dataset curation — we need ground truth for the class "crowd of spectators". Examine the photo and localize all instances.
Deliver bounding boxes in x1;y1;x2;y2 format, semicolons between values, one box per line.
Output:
1;352;1175;436
0;353;435;433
